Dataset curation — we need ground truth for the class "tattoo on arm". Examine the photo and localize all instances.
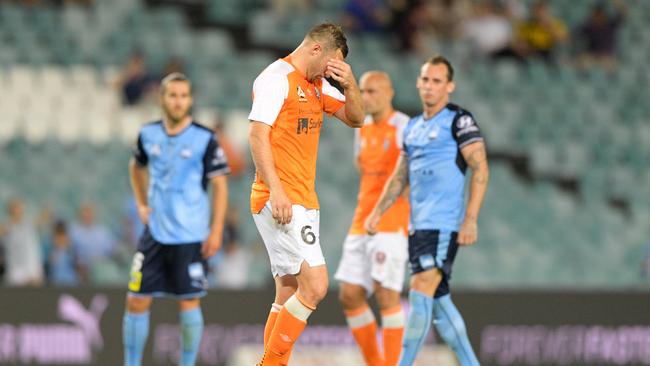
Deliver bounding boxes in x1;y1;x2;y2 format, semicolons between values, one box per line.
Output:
375;157;409;214
466;147;488;185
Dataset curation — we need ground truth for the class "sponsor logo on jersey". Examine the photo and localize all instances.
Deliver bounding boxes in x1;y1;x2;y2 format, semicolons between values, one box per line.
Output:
297;118;309;134
456;115;480;136
296;118;322;135
457;115;475;129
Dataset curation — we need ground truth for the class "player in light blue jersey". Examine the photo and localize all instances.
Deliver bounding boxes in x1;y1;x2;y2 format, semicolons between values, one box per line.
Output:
122;73;230;366
366;56;489;365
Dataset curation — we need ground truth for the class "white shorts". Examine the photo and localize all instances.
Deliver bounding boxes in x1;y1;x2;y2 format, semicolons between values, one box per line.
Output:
334;233;408;294
252;202;325;277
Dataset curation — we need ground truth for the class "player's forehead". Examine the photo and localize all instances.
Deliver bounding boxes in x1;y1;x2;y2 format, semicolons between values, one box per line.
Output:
163;80;191;94
360;77;377;90
324;46;344;61
360;73;390;90
419;63;448;79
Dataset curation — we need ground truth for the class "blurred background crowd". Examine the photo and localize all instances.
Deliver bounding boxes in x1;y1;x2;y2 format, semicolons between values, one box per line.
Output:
1;0;649;290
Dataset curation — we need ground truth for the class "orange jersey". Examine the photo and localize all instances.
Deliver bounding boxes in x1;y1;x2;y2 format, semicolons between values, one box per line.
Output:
348;111;410;235
248;57;345;213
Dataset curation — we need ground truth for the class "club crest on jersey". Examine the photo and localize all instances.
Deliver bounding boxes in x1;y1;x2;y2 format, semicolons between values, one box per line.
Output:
375;251;386;264
149;144;162;156
297;86;308;102
180;148;192;159
429;125;440;139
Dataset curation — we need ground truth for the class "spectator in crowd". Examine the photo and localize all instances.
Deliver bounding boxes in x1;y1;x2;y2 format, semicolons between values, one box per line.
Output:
48;220;80;286
577;0;626;71
69;202;117;283
462;0;525;62
390;0;470;55
516;0;568;63
392;0;433;54
270;0;312;18
162;57;185;77
0;199;44;286
118;51;156;106
211;207;251;289
427;0;472;40
342;0;391;34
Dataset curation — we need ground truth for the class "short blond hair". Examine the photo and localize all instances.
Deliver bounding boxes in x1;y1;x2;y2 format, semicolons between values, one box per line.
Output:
306;22;348;57
160;72;192;94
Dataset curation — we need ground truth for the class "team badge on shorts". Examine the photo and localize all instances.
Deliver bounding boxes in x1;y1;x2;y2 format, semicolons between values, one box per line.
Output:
188;262;207;290
375;251;386;264
418;254;435;270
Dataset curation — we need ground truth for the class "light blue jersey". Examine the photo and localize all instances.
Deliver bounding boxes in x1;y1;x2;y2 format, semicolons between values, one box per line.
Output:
133;121;230;244
402;104;483;231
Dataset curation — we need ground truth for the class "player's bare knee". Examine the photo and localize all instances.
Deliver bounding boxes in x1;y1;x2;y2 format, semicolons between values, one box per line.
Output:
338;284;365;309
411;270;441;295
126;295;152;313
300;282;328;307
375;287;401;310
276;286;297;304
179;298;200;311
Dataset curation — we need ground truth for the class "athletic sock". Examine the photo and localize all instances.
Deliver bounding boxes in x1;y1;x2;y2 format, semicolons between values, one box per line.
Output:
345;304;383;365
123;311;150;366
398;291;433;366
381;305;405;366
258;295;314;365
432;294;479;366
180;307;204;366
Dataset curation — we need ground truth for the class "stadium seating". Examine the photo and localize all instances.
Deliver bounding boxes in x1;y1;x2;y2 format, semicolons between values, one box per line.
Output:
0;0;648;287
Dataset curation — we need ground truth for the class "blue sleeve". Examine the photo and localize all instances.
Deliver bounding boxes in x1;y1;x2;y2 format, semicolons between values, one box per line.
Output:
402;121;412;154
202;134;230;186
452;111;483;148
133;132;148;166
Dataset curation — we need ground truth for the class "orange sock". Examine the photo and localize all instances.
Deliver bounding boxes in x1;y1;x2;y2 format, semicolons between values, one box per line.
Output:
264;304;282;346
381;305;405;366
345;304;383;366
259;295;314;366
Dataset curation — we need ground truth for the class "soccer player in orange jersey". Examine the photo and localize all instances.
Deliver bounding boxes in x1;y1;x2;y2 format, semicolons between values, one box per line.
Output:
248;23;364;365
334;71;410;366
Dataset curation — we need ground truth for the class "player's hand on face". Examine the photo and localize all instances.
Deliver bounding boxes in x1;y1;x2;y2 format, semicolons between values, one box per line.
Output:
270;189;293;225
458;219;478;246
326;59;356;90
364;211;380;236
202;231;223;259
137;205;152;225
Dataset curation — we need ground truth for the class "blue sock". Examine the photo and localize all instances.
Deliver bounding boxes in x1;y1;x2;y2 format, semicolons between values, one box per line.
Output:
398;290;434;366
180;307;204;366
432;294;479;366
123;311;150;366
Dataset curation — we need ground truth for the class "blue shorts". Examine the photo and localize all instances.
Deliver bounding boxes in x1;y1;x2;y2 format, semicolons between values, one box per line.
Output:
408;230;459;298
127;228;208;299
